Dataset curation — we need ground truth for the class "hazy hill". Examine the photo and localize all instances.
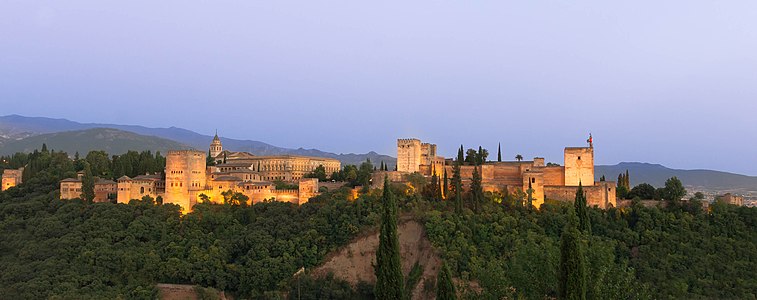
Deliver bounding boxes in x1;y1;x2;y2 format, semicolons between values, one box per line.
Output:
596;162;757;194
0;115;395;167
0;128;189;156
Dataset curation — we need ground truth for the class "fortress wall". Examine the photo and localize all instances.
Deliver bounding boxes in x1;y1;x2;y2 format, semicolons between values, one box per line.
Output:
543;166;565;186
397;139;422;173
544;183;615;209
1;168;23;191
522;171;545;208
165;150;206;212
564;147;594;186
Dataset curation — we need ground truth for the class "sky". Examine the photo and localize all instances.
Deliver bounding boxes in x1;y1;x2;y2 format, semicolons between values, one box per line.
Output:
1;1;756;175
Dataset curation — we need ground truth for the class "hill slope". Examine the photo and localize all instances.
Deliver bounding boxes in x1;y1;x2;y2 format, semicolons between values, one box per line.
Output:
313;218;441;300
0;115;395;167
0;128;190;155
596;162;757;193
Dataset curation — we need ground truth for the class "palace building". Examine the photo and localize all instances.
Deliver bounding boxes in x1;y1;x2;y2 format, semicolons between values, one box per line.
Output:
377;137;616;209
60;133;339;212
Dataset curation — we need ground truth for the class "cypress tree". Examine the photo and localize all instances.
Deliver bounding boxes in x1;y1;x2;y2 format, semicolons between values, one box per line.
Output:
375;176;404;299
429;166;439;200
559;209;587;300
477;146;487;164
443;169;448;200
526;181;534;210
436;173;443;201
436;262;457;300
625;169;630;189
574;182;591;235
497;143;502;162
470;164;483;212
453;146;464;214
81;162;96;202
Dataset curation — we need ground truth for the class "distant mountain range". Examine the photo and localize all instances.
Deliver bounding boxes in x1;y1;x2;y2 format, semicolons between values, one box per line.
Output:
2;115;756;195
596;162;757;194
0;115;395;167
0;128;189;156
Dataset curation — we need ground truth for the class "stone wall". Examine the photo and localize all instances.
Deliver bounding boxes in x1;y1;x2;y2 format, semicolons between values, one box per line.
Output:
543;181;616;209
298;178;318;204
1;168;23;191
564;147;594;186
397;139;422;173
164;150;206;212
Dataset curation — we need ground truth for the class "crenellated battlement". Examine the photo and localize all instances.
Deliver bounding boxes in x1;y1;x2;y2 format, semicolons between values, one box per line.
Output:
167;150;205;156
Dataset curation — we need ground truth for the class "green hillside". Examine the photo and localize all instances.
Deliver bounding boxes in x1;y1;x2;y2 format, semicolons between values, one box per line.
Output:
0;128;191;156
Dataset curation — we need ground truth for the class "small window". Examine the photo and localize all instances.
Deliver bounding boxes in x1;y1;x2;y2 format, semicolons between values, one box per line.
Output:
531;178;536;183
578;156;581;160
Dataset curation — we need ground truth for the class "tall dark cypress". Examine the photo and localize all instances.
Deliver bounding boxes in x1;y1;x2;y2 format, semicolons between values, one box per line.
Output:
453;146;464;214
436;262;457;300
497;143;502;162
443;169;448;200
477;146;484;165
436;174;443;201
429;166;439;200
375;176;404;299
470;164;483;212
574;182;591;234
526;181;534;210
81;162;96;202
559;210;587;300
625;169;630;189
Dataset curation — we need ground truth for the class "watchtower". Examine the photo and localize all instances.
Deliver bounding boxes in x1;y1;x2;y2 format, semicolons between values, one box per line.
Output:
564;147;594;186
164;150;207;211
397;138;422;173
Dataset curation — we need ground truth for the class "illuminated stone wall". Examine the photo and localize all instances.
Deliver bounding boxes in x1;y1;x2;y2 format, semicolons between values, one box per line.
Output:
116;176;162;204
221;155;341;182
522;170;545;208
164;150;206;212
1;168;23;191
564;147;594;186
60;180;82;199
298;178;318;204
543;181;616;209
397;139;422;173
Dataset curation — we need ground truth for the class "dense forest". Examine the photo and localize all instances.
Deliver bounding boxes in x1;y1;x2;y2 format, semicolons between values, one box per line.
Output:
2;147;757;299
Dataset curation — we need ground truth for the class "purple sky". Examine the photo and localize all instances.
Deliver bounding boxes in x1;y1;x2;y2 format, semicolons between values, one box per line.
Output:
1;1;756;175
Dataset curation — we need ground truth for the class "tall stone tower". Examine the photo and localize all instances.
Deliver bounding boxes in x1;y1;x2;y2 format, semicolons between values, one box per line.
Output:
209;132;223;158
564;147;594;186
397;139;422;173
164;150;207;212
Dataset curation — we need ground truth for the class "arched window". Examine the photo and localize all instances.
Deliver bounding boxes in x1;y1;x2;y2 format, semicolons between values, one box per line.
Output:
140;187;145;194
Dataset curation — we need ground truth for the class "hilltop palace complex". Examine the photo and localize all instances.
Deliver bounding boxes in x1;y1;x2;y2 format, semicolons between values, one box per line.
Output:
58;134;341;211
51;133;620;210
375;137;618;209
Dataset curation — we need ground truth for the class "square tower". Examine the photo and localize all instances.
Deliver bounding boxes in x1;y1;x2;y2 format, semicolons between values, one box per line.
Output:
564;147;594;186
164;150;207;211
397;139;422;173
